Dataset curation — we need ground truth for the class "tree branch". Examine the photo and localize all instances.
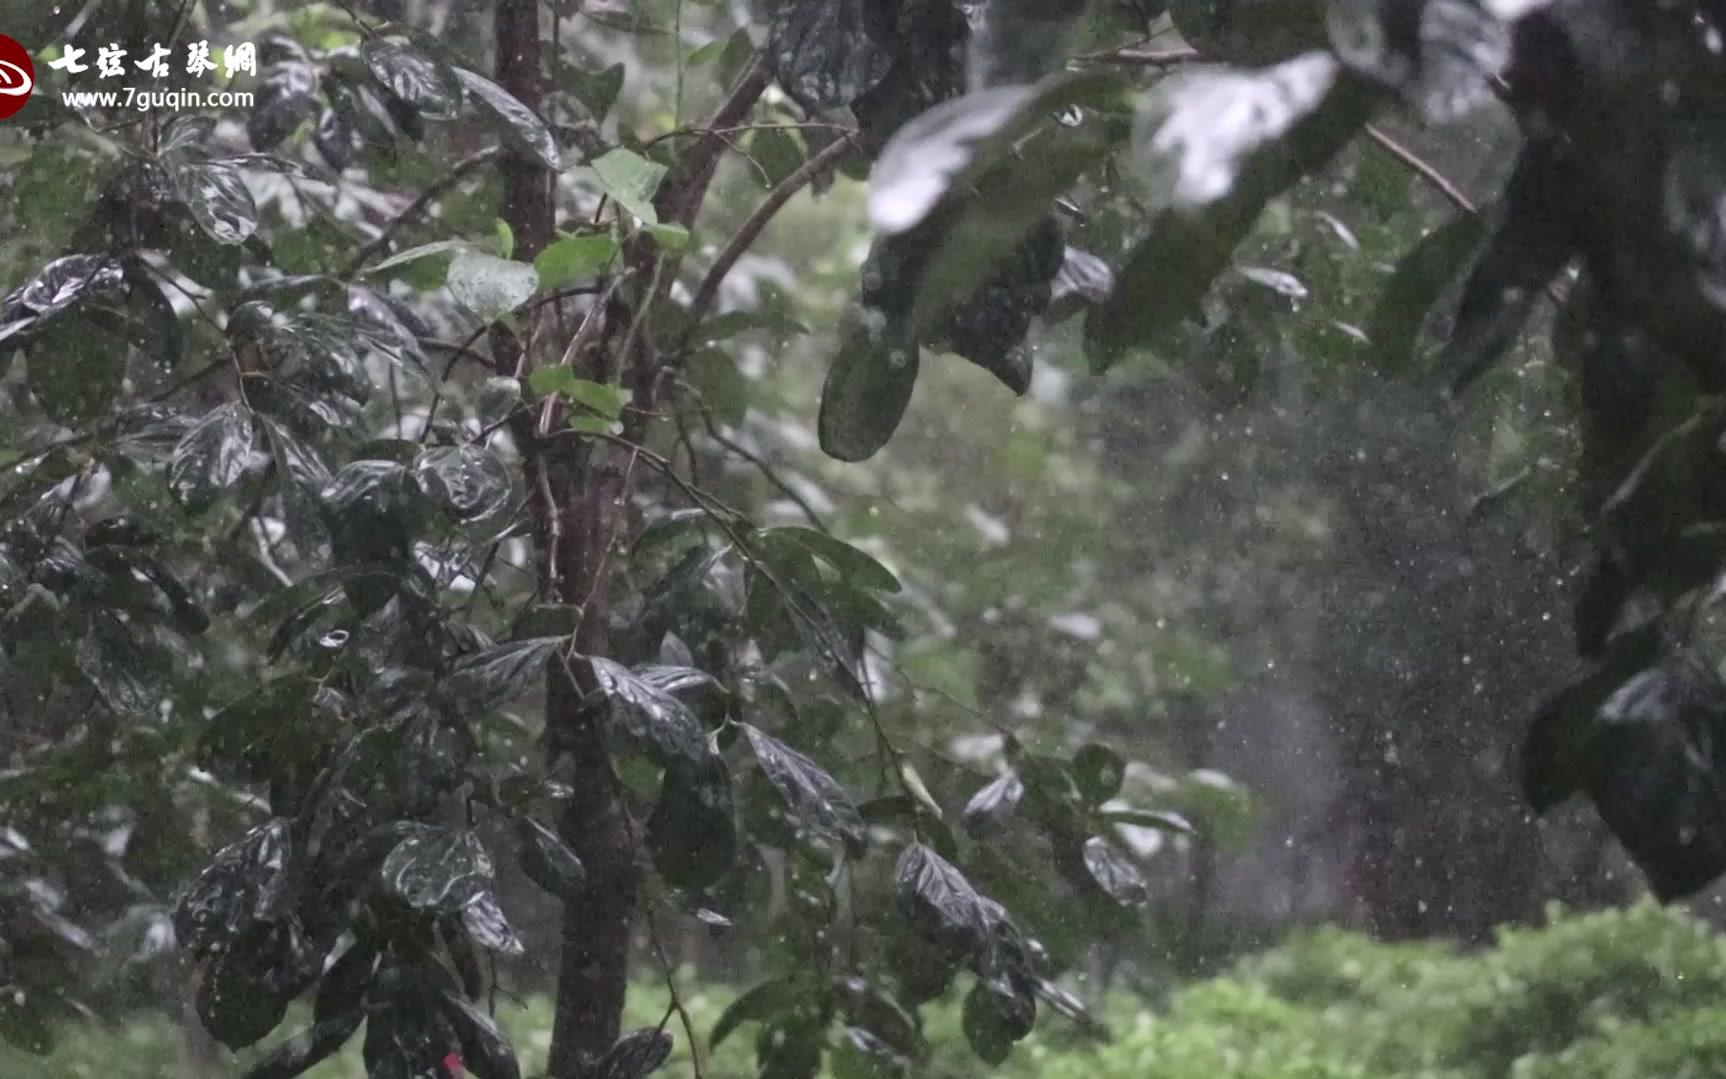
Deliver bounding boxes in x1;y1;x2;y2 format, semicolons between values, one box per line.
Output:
340;147;502;278
683;133;859;338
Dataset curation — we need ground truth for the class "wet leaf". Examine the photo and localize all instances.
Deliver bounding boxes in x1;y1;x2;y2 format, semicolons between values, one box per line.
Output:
744;724;866;847
818;321;919;463
414;445;514;524
769;527;901;593
590;656;711;768
1130;51;1339;212
171;161;259;245
173;818;294;957
1072;744;1126;805
593;1028;674;1079
1329;0;1511;123
441;991;522;1079
248;61;320;151
648;755;737;890
894;843;989;957
1102;807;1197;835
832;1026;910;1079
962;772;1024;838
380;825;495;912
535;233;619;290
448;252;539;323
1081;836;1150;906
516;816;587;899
456;68;560;170
767;0;895;113
170;402;265;509
1445;139;1576;392
591;148;668;225
362;40;464;120
1364;213;1488;374
461;891;525;956
711;977;804;1049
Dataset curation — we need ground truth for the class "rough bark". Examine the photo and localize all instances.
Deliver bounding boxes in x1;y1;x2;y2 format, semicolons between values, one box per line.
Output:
493;2;640;1074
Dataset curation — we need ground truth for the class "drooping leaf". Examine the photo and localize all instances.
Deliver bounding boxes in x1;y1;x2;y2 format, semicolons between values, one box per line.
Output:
590;657;711;768
648;754;738;890
248;61;320;151
1130;51;1340;212
1329;0;1512;123
591;148;669;225
817;321;919;463
894;843;989;957
1080;836;1150;906
441;991;522;1079
170;161;259;245
1444;138;1576;392
448;252;539;323
869;71;1123;239
832;1026;910;1079
170;403;265;509
461;890;525;956
516;816;587;899
1586;664;1726;900
172;818;294;957
414;445;514;524
744;724;866;848
962;772;1024;838
593;1028;675;1079
767;0;896;113
379;825;495;912
27;307;126;424
1072;745;1126;805
535;233;619;290
711;977;805;1050
362;40;464;120
1364;212;1489;374
456;68;560;170
769;527;902;593
967;0;1090;88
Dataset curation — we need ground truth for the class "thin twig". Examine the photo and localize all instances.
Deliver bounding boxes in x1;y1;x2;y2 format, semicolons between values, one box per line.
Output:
536;274;631;438
683;386;826;531
684;134;859;338
1085;45;1203;65
341;147;503;278
1363;124;1478;216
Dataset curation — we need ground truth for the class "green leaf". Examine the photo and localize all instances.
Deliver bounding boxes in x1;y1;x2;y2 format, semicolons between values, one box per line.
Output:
869;71;1125;239
766;0;896;113
592;148;669;225
170;403;266;510
648;755;737;890
361;39;464;120
895;843;990;956
170;161;260;245
817;321;918;463
645;222;691;252
447;252;540;322
1072;744;1126;805
593;1029;674;1079
379;825;494;912
962;773;1024;838
456;68;560;170
534;234;619;290
685;348;749;426
516;817;587;899
743;724;866;847
711;977;804;1049
770;527;901;593
590;657;711;769
1363;212;1488;374
1081;836;1150;905
365;239;472;278
1102;807;1197;835
444;637;564;714
414;445;514;524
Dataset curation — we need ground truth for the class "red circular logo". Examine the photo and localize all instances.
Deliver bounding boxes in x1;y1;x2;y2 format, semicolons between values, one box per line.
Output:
0;35;35;120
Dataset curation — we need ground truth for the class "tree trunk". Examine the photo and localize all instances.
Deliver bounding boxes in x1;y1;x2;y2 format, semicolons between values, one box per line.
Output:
493;2;640;1074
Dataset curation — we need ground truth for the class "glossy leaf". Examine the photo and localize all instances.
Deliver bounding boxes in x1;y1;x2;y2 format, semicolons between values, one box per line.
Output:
962;772;1024;838
516;816;587;899
172;818;293;957
649;754;738;889
590;657;711;768
379;825;495;912
711;977;805;1049
170;403;265;509
895;843;989;956
744;724;866;847
171;161;259;245
593;1028;675;1079
461;891;525;956
448;252;539;323
414;445;514;524
441;991;522;1079
535;233;619;290
1081;835;1150;906
767;0;895;113
362;40;464;120
818;321;919;463
591;148;668;225
456;68;560;170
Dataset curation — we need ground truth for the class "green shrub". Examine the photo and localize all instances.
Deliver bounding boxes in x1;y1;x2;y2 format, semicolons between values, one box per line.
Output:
12;902;1726;1078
